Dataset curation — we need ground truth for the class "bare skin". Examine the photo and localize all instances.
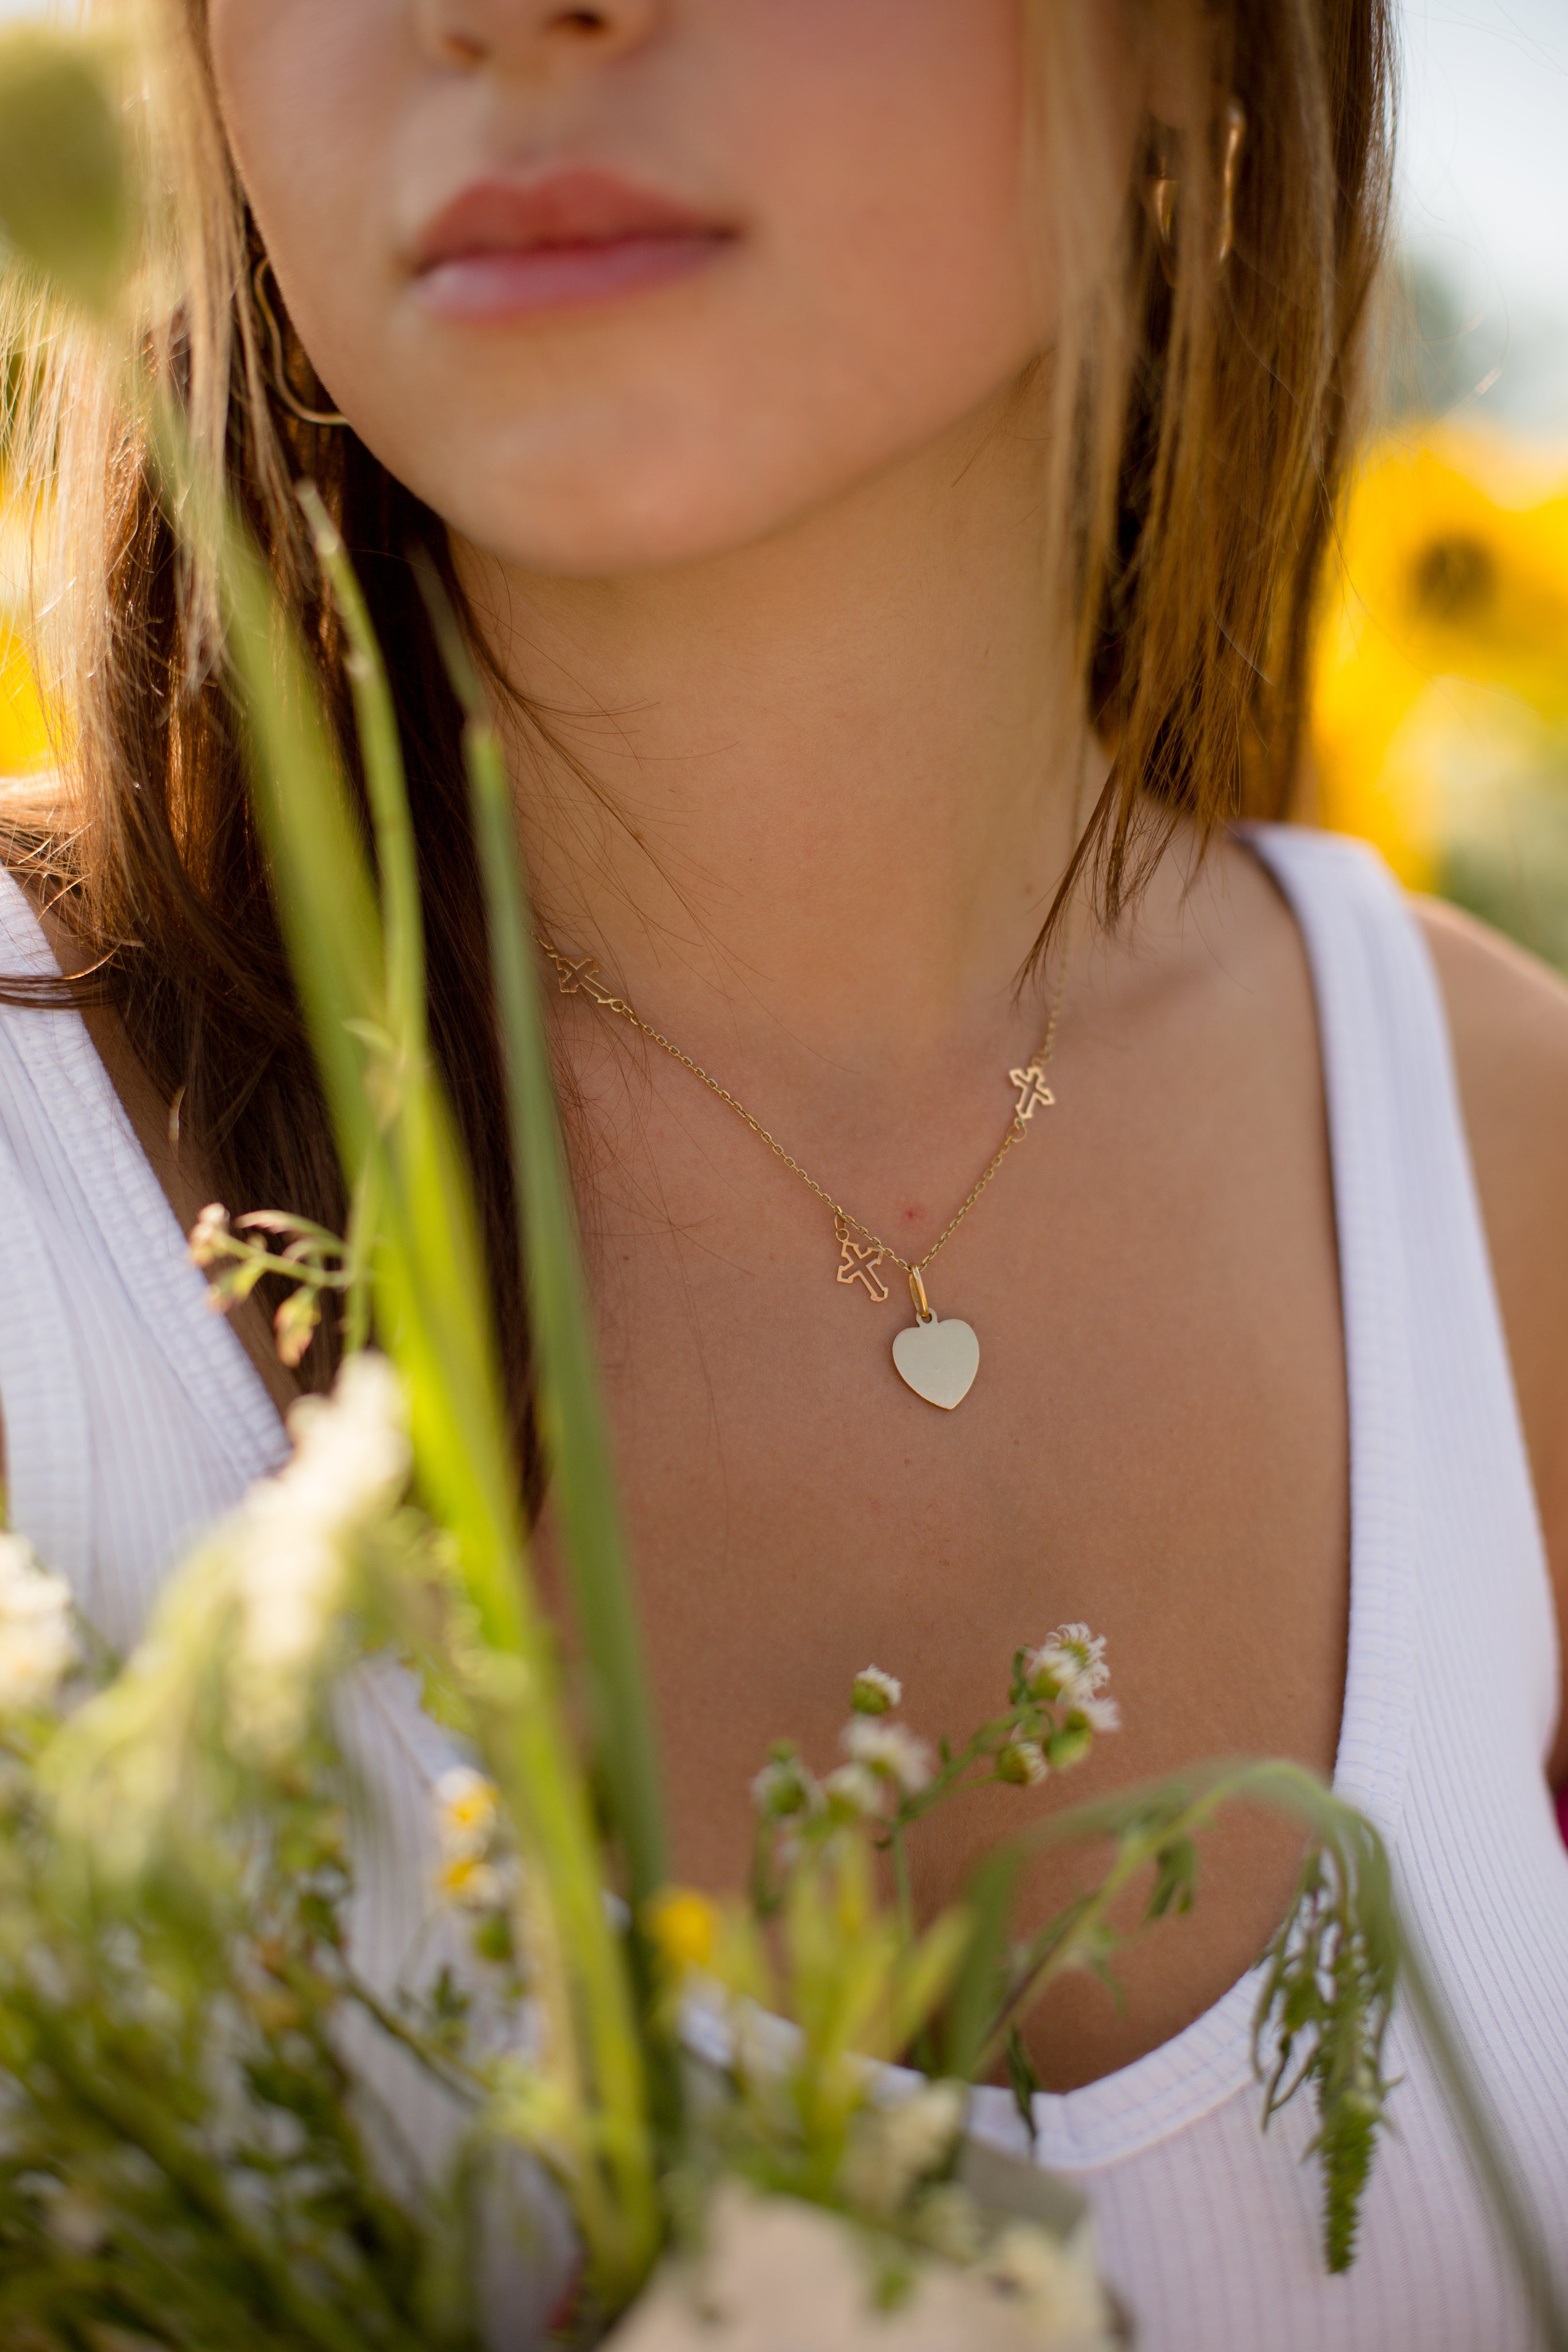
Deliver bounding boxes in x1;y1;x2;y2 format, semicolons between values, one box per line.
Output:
5;0;1566;2097
6;803;1567;2091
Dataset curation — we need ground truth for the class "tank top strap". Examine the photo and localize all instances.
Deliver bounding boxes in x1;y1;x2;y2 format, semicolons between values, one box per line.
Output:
1247;823;1559;1778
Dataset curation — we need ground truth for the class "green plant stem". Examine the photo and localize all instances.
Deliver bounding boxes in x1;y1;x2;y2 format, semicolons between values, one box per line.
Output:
975;1762;1314;2068
297;484;427;1070
140;407;660;2306
342;1156;379;1354
1400;1924;1568;2351
889;1820;915;1948
417;561;669;1917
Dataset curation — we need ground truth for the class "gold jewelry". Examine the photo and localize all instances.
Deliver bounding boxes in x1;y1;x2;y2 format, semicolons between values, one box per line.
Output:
1142;97;1246;287
252;257;349;430
536;930;1073;1411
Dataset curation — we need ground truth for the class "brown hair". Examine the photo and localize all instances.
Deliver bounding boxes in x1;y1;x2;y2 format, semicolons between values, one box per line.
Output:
1;0;1395;1459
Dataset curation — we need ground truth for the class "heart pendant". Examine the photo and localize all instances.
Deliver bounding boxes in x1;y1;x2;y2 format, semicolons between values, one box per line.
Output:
892;1313;979;1411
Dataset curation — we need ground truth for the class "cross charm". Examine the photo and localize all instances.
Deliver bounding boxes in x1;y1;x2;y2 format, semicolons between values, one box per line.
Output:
551;953;603;997
1009;1061;1055;1122
835;1236;891;1302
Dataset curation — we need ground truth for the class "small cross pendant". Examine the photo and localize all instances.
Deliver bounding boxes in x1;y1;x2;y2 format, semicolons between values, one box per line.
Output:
552;953;603;997
1009;1061;1055;1122
835;1236;890;1302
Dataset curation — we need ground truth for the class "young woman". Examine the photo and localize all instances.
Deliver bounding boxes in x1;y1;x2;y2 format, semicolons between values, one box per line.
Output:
2;2;1566;2344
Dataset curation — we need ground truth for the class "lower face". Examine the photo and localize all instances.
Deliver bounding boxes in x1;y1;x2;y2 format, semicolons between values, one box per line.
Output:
206;0;1136;579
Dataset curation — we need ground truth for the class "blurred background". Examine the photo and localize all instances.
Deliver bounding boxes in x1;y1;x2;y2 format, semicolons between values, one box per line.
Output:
2;0;1567;961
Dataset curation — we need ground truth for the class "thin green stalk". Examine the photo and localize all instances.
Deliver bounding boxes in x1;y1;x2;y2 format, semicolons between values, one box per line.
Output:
889;1820;915;1947
296;485;427;1067
342;1157;379;1355
974;1761;1323;2068
416;558;670;1917
1401;1924;1568;2351
138;414;661;2303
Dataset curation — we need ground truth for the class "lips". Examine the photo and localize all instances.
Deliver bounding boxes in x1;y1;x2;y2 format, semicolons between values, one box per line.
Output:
409;168;735;321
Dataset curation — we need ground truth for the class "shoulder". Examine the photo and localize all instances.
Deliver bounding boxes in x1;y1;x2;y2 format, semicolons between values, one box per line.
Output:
1414;895;1568;1780
1415;896;1568;1281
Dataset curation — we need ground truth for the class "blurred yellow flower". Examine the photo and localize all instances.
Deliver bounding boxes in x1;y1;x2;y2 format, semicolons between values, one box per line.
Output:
436;1854;506;1912
644;1885;718;1974
432;1763;501;1862
1314;430;1568;891
0;615;49;777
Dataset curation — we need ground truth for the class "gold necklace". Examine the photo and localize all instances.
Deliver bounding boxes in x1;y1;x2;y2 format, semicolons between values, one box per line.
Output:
537;933;1071;1411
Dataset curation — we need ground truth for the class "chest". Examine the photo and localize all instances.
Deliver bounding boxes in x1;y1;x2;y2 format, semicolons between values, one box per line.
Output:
543;948;1351;2086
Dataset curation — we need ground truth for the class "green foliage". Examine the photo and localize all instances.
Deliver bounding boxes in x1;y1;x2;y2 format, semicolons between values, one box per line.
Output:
0;1689;480;2351
1254;1840;1398;2273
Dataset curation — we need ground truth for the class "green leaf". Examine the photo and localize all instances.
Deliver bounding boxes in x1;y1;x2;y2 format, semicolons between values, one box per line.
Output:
1003;2026;1041;2150
935;1843;1026;2084
412;554;669;1913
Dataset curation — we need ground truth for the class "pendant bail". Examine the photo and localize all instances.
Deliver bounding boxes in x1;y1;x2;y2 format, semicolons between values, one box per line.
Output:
908;1266;934;1323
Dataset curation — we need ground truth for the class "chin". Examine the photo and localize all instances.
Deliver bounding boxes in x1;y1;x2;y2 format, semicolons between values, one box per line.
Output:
381;409;878;581
440;459;790;579
344;321;1036;583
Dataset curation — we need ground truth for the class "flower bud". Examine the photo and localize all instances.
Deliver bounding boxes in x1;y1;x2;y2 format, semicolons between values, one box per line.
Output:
644;1886;718;1973
750;1748;819;1820
850;1665;902;1716
187;1202;234;1270
273;1288;322;1369
823;1762;886;1820
996;1738;1048;1788
1047;1722;1093;1772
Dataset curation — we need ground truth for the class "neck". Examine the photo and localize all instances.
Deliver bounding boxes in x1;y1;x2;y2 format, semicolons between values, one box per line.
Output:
454;383;1102;1069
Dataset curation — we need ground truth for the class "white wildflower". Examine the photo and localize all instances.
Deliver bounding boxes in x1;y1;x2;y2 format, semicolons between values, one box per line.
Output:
1024;1624;1110;1708
985;2219;1113;2343
823;1761;886;1819
915;2180;985;2265
843;1716;935;1796
843;2079;966;2216
0;1534;79;1711
851;1665;902;1716
1075;1696;1121;1737
880;2079;965;2183
996;1737;1049;1787
433;1765;500;1862
228;1352;411;1756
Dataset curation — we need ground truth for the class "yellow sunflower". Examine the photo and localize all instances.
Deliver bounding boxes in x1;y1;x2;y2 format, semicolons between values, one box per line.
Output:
1313;429;1568;892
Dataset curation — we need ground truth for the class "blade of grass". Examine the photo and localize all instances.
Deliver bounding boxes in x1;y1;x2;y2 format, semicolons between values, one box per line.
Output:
414;555;669;1915
936;1842;1027;2086
1400;1922;1568;2350
296;485;425;1067
171;440;660;2305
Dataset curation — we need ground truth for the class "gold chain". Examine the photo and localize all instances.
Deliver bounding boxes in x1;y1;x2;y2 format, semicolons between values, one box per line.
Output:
536;927;1073;1305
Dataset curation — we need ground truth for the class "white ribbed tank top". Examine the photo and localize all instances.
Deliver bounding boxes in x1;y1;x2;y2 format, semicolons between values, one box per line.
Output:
1;826;1566;2350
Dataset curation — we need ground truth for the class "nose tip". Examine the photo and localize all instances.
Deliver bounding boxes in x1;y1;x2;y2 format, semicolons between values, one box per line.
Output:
420;1;660;71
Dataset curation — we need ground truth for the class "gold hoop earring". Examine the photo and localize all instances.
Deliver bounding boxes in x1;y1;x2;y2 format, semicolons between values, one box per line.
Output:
1215;98;1247;270
1141;98;1247;288
252;257;348;430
